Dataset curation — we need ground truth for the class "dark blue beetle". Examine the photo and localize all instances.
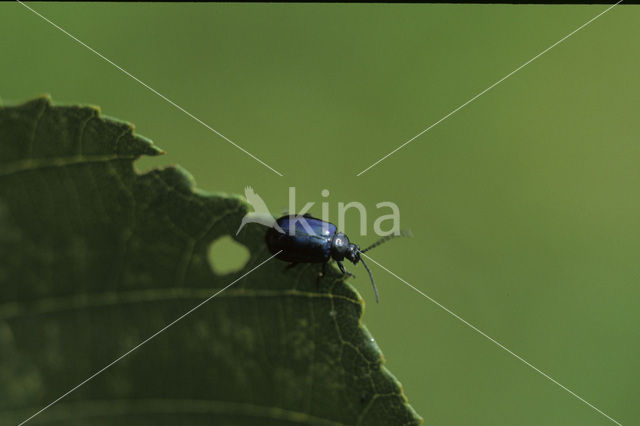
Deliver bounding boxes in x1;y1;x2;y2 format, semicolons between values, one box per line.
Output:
266;214;405;303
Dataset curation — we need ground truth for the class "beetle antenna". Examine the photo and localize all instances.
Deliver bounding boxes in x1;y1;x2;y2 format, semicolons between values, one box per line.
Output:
360;229;412;253
358;256;379;303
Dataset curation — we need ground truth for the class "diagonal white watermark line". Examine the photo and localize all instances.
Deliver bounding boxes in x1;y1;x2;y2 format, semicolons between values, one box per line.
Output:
17;251;282;426
356;1;622;177
17;0;284;177
360;252;623;426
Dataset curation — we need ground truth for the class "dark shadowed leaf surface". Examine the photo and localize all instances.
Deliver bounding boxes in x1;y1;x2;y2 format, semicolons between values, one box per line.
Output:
0;97;422;426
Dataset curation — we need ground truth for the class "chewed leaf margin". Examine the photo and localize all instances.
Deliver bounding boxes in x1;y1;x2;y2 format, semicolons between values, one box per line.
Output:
0;96;422;425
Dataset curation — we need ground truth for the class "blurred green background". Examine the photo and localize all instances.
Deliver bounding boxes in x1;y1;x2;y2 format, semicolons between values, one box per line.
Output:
2;3;638;425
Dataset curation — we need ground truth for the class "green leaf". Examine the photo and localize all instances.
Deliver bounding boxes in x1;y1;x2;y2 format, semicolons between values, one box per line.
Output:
0;97;422;425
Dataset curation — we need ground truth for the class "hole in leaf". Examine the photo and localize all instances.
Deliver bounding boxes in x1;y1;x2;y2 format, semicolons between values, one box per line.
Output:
207;235;250;274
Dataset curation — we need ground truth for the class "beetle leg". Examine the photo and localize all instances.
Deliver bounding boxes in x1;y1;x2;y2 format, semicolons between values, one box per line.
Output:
337;261;355;278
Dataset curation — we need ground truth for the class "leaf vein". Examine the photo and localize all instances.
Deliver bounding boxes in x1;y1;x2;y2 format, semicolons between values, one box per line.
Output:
0;288;360;320
0;154;134;178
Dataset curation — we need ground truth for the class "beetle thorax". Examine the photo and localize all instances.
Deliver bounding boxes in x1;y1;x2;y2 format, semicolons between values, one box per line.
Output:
330;232;349;260
330;232;360;264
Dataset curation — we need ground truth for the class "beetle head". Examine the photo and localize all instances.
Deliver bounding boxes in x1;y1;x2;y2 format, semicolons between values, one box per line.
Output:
345;243;360;264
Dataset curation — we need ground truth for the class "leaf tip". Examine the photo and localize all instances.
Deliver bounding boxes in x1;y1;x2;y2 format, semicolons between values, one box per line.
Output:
131;133;165;157
150;145;166;156
87;104;102;114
